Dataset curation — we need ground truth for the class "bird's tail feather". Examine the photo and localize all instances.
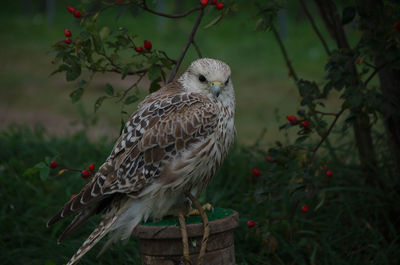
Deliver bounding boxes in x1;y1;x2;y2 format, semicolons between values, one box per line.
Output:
57;206;97;244
97;213;143;258
66;215;119;265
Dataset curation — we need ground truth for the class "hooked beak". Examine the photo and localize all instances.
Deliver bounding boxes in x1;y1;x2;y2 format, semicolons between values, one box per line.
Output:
210;81;222;97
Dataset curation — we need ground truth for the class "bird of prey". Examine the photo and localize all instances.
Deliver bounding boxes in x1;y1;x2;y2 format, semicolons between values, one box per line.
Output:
47;58;236;265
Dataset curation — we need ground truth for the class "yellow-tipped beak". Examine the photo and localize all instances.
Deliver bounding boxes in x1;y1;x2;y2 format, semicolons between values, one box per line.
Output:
210;81;222;97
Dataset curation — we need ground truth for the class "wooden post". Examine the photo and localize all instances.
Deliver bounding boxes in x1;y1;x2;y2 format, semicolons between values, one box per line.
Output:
132;208;238;265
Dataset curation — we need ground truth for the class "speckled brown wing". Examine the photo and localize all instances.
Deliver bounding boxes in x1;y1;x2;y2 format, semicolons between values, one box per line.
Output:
101;90;219;195
47;82;219;228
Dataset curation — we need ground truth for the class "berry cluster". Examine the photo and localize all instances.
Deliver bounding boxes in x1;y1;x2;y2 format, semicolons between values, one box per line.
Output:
200;0;224;10
286;115;310;129
49;161;96;199
66;6;82;18
135;40;153;53
63;29;73;44
394;20;400;31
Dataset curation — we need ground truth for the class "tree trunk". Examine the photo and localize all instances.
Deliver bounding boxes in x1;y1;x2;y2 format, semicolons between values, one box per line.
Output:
375;58;400;177
362;0;400;177
313;0;378;177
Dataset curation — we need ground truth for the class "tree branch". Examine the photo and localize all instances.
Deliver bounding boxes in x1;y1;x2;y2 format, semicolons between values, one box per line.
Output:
139;0;201;19
117;73;146;103
271;25;299;83
299;0;331;55
168;8;205;83
192;40;203;58
364;58;400;88
312;110;338;116
310;108;344;165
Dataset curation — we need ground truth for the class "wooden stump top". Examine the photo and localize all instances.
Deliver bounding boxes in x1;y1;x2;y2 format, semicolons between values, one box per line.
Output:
132;207;238;239
132;208;239;264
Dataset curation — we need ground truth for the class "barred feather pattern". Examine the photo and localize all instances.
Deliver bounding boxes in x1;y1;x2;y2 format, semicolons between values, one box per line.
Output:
47;58;236;265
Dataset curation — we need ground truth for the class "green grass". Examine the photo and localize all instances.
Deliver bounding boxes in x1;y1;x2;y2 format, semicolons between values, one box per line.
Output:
0;127;399;265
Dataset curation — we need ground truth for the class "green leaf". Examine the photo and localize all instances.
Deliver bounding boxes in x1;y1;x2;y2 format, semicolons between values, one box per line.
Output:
70;88;84;103
94;96;107;112
66;63;81;81
99;26;111;40
148;65;161;81
23;167;40;177
255;18;267;32
76;79;88;88
342;6;356;25
295;136;308;144
150;78;161;93
50;64;70;76
124;95;139;105
34;162;47;169
150;82;161;94
40;166;50;181
105;83;114;96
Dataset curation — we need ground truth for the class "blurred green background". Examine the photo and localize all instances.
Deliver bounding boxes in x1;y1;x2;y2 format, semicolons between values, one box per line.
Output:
0;0;341;145
4;1;396;265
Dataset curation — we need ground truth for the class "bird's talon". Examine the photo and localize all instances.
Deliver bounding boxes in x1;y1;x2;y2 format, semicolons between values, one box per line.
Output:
187;203;213;216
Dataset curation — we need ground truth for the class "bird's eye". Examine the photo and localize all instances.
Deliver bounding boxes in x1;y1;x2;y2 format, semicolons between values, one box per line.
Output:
225;76;230;86
198;75;207;82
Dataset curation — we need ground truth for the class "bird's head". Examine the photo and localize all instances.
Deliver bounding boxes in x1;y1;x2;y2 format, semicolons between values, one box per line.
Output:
178;58;233;98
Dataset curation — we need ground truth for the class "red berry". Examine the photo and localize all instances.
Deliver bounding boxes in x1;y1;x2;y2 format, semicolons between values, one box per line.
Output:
301;204;309;213
252;168;261;177
135;46;144;53
49;161;58;169
265;155;272;162
64;37;72;44
326;170;333;178
287;115;297;123
210;0;218;5
64;29;72;37
200;0;208;6
66;6;76;13
247;220;256;228
302;120;309;128
88;163;95;171
144;40;152;51
394;21;400;31
216;2;224;10
81;170;90;179
70;194;77;200
73;11;82;18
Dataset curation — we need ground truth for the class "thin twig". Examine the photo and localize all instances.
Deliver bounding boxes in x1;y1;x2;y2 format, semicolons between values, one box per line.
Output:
185;192;209;265
192;40;203;58
139;0;201;19
168;8;205;83
117;73;146;103
83;2;132;18
299;0;331;55
313;110;338;116
159;50;178;64
87;65;148;76
364;58;400;88
310;109;345;165
178;213;191;265
271;25;299;83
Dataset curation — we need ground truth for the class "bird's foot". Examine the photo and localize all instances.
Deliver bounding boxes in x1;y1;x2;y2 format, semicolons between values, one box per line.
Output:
187;203;213;216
